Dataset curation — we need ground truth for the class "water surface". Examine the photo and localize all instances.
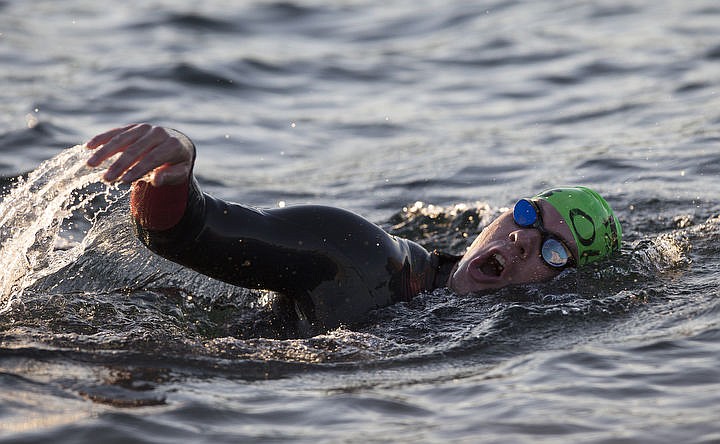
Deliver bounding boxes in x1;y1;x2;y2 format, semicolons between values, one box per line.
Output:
1;0;720;442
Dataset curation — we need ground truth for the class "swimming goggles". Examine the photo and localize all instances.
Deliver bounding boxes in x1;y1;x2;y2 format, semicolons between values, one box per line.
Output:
512;198;575;269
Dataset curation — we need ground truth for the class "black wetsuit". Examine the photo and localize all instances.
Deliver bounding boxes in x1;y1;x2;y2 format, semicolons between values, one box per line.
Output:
133;178;459;335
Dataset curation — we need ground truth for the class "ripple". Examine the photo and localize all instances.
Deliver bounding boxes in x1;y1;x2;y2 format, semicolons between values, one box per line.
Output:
0;122;69;148
586;4;640;19
435;48;576;68
541;102;643;125
537;48;667;89
127;12;246;34
674;81;712;93
119;62;247;90
576;157;638;172
253;1;322;20
166;63;240;88
705;44;720;60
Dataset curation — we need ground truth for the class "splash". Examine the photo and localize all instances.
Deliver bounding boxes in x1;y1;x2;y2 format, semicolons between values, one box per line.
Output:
0;145;119;313
388;200;497;253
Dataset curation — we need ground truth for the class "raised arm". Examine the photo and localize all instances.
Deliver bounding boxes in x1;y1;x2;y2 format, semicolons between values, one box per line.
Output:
84;124;351;297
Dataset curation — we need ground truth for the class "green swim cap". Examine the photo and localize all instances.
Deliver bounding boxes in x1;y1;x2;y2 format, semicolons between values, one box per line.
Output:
533;186;622;266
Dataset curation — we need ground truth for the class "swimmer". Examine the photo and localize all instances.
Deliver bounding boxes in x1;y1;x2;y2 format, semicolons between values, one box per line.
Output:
85;124;622;334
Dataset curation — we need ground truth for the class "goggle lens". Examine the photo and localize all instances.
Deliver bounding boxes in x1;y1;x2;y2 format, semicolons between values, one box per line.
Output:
542;238;570;267
513;198;538;227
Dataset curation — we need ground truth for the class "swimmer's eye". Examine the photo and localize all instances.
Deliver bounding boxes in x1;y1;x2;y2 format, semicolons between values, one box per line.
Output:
514;198;574;269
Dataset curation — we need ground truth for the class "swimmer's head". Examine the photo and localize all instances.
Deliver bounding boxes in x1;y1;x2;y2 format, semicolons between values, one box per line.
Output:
532;186;622;266
447;185;621;295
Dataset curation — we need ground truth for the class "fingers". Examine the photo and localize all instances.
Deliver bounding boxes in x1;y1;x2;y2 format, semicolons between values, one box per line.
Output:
85;123;195;186
118;138;185;184
84;124;135;149
85;125;143;167
102;127;170;182
87;123;167;167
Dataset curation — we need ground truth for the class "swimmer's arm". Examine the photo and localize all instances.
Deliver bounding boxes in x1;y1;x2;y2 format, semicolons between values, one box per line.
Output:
85;124;335;294
135;182;340;294
85;124;196;230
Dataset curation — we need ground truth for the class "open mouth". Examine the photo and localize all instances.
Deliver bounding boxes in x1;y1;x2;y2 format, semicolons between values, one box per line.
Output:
478;252;506;277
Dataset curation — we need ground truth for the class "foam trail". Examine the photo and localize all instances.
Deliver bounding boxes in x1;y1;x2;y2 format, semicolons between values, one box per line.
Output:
0;145;115;312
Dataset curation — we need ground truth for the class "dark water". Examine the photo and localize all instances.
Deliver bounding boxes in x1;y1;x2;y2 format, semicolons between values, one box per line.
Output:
2;0;720;442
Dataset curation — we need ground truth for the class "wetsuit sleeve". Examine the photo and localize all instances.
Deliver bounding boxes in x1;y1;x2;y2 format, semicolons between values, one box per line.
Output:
129;127;195;231
130;179;189;231
132;178;442;331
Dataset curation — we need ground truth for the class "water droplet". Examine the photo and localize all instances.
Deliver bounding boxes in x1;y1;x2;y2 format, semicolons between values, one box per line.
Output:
25;113;38;128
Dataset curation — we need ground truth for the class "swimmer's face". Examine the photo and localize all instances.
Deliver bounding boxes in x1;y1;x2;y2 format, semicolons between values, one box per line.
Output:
447;199;578;294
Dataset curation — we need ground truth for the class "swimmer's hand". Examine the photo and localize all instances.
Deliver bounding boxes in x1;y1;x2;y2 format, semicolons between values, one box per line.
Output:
85;123;195;187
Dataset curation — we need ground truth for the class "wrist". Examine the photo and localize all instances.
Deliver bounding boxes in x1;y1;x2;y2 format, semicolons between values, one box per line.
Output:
130;178;190;231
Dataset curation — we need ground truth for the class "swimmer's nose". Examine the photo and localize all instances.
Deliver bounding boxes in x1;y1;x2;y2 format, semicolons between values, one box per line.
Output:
509;229;542;260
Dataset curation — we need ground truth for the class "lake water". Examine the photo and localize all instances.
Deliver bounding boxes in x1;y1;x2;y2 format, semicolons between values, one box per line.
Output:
1;0;720;442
